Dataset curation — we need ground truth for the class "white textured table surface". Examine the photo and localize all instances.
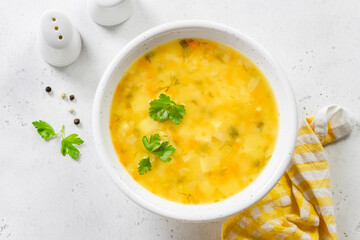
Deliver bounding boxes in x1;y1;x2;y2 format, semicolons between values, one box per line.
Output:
1;0;360;239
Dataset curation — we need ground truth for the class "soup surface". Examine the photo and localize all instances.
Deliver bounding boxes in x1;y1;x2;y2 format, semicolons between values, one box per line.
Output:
110;39;279;204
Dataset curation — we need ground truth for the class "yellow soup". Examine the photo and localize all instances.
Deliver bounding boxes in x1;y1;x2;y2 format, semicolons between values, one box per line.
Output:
110;39;279;204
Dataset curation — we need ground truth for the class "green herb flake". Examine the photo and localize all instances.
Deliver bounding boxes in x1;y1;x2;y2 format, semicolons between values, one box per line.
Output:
257;122;264;130
179;39;189;49
229;126;239;138
179;39;191;58
144;51;155;63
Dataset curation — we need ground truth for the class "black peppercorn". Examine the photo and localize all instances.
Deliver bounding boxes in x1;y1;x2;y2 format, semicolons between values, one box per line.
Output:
45;86;52;92
69;95;75;101
74;118;80;125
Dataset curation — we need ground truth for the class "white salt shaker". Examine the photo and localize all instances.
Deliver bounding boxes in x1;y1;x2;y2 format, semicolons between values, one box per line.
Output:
39;10;82;67
88;0;132;27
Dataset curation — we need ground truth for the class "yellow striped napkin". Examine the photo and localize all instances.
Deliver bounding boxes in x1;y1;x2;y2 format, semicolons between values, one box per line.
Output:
222;104;352;240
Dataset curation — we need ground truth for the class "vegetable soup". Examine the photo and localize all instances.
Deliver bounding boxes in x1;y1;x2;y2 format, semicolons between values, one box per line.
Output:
109;39;279;204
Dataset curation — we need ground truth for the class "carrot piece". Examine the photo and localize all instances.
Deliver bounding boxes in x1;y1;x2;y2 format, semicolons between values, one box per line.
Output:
188;39;199;48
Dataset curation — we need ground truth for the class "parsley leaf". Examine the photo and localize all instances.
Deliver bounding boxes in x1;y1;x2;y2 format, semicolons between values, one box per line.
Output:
32;120;84;160
142;134;161;151
153;141;175;162
32;120;56;140
61;134;84;160
149;94;186;124
138;157;152;175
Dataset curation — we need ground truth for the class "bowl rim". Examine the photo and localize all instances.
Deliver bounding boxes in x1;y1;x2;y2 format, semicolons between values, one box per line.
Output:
92;19;298;222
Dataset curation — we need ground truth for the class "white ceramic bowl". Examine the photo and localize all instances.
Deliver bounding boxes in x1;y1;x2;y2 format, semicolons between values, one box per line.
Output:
93;20;297;222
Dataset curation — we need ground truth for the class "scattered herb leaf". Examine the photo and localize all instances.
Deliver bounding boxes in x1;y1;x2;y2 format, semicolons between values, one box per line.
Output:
149;94;186;124
32;120;56;140
61;134;84;160
138;157;152;175
32;120;84;160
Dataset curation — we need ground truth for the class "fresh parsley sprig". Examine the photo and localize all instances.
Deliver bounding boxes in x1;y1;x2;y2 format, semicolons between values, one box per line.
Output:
138;134;176;175
138;94;184;174
32;120;84;160
149;94;186;125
